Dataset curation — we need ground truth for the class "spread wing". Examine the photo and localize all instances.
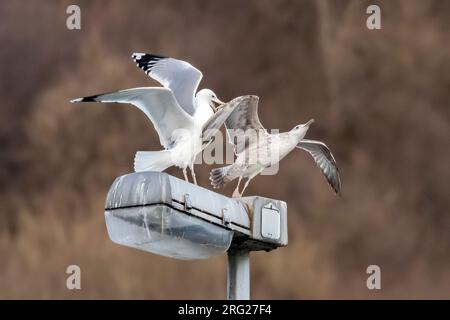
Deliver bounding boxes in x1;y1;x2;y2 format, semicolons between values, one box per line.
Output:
132;53;202;116
70;87;194;148
223;95;265;154
296;139;342;195
224;95;264;131
201;96;254;143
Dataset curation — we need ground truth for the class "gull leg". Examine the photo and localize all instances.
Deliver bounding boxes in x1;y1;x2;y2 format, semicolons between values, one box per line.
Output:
232;176;243;198
182;168;189;182
190;164;198;185
239;177;254;197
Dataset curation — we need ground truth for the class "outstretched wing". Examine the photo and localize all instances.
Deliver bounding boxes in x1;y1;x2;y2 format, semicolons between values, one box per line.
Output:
70;87;194;148
223;95;265;154
224;95;264;131
132;53;202;115
296;139;342;195
201;96;254;143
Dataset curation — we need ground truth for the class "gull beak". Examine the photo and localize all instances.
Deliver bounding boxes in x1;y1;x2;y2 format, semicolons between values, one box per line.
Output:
303;119;315;127
211;97;226;111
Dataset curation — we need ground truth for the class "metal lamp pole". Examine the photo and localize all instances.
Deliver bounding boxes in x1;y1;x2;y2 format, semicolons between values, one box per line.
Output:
227;248;250;300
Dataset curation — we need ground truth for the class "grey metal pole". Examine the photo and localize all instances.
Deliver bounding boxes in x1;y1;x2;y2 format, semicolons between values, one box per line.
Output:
227;248;250;300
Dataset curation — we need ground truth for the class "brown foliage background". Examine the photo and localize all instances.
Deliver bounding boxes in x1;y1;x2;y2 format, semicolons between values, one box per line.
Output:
0;0;449;299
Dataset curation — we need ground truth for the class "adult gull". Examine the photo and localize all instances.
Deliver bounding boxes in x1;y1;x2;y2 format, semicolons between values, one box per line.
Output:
71;53;225;184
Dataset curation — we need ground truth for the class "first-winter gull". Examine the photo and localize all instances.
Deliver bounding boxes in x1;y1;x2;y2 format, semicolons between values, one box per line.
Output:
210;96;342;197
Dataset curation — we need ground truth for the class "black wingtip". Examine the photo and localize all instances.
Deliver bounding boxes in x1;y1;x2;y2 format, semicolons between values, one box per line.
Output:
70;94;99;103
131;52;167;74
82;95;98;102
335;180;342;197
132;52;166;61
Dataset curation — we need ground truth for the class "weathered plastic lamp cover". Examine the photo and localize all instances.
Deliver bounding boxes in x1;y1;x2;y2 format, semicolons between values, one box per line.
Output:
105;172;248;259
105;172;288;260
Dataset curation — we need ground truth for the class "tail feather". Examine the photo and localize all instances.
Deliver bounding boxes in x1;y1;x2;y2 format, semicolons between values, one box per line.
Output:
134;151;173;172
209;165;233;189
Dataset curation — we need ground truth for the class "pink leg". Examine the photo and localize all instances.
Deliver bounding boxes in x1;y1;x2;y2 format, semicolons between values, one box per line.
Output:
232;176;243;198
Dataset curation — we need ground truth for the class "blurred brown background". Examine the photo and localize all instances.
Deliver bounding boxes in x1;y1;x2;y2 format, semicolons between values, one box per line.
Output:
0;0;449;299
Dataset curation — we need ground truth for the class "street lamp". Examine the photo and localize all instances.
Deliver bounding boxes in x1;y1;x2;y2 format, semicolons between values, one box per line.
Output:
104;171;288;299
